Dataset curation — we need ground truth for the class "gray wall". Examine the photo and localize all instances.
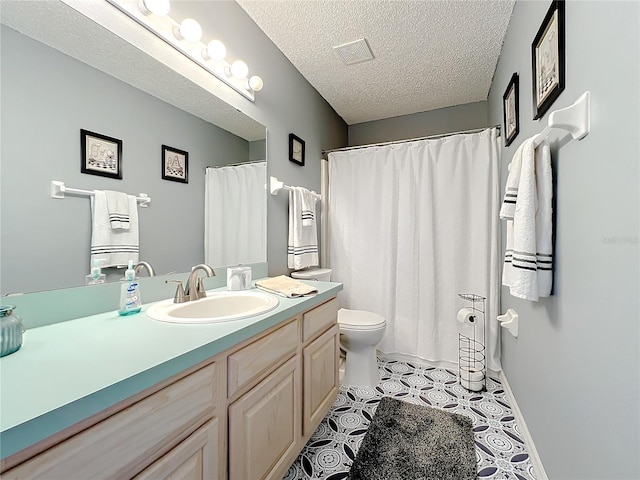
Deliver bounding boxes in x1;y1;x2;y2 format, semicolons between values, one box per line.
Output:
190;2;348;276
487;1;639;478
348;101;489;146
0;26;251;294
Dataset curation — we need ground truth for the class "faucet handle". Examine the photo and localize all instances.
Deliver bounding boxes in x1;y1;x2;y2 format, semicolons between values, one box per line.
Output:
166;279;187;303
196;278;207;299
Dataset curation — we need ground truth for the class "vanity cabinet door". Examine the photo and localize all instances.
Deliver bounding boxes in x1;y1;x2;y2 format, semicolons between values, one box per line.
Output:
228;356;301;480
303;324;340;437
133;418;219;480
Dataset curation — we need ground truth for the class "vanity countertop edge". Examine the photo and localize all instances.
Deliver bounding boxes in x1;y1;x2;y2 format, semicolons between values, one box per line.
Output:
0;280;343;461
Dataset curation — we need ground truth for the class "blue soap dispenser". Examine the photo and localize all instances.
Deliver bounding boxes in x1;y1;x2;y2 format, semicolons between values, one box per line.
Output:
118;260;142;316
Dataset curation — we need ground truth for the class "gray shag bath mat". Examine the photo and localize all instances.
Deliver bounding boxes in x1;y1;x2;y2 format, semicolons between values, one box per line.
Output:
349;396;476;480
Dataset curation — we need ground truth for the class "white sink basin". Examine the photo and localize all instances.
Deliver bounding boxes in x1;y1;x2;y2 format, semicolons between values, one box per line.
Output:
147;290;279;324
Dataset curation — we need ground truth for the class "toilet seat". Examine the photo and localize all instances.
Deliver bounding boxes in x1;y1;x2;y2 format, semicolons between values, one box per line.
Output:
338;308;386;331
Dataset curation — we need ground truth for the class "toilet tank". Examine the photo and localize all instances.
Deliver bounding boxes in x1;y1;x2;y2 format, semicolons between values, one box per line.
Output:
291;268;332;282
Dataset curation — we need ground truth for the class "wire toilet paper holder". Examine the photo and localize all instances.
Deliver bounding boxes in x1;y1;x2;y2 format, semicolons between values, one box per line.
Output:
457;293;486;392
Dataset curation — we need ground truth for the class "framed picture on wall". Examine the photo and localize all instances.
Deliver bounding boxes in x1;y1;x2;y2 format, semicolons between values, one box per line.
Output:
531;0;565;120
289;133;305;166
502;73;520;147
80;129;123;179
162;145;189;183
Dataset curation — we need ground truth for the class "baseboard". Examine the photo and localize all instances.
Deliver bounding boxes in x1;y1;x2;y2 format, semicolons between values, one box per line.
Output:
499;371;549;480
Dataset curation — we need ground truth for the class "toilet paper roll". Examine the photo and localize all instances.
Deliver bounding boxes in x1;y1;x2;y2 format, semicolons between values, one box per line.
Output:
457;307;476;326
460;368;484;392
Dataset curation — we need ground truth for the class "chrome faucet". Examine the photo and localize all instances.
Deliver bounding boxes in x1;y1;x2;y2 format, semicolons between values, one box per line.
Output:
184;264;216;302
134;261;156;277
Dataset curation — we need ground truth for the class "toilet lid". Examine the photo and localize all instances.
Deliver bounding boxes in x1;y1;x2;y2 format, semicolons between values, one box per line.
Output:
291;268;332;279
338;308;386;330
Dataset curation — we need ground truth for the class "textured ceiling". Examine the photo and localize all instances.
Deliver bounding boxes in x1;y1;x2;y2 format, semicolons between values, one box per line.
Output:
237;0;515;125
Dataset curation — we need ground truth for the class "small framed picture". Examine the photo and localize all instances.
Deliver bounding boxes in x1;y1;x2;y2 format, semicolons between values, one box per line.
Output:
80;129;122;179
503;73;520;147
289;133;305;166
162;145;189;183
531;0;565;120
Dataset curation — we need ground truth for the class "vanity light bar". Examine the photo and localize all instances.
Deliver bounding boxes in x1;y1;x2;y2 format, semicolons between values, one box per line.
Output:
106;0;262;101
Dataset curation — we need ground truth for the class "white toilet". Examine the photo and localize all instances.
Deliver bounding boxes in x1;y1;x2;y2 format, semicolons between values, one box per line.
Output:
337;308;386;387
290;268;387;388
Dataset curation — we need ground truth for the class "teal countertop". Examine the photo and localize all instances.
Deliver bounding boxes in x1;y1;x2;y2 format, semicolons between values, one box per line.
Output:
0;281;342;461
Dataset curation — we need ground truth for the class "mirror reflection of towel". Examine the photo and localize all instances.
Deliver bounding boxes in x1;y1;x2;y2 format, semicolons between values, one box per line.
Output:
104;190;130;230
288;187;319;269
91;191;139;268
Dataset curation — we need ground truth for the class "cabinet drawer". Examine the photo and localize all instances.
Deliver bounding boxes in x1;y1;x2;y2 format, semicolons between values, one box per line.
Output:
303;297;339;342
5;363;219;479
228;319;299;398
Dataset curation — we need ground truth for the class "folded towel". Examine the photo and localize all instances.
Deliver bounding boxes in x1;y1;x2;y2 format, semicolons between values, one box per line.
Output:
105;190;130;230
288;187;319;270
256;275;318;298
501;138;553;301
301;188;317;227
91;191;139;268
499;141;525;221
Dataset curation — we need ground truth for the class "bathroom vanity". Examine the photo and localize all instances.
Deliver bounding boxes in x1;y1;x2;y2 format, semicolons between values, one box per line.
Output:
0;282;342;479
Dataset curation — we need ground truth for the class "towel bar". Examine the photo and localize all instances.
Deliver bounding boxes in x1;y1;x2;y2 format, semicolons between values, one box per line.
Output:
269;176;321;200
50;181;151;207
533;91;590;147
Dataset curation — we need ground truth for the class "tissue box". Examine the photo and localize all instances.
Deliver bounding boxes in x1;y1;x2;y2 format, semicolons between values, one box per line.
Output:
227;266;252;291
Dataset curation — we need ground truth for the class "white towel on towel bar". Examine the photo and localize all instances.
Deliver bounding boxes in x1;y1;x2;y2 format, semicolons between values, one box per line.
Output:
91;190;139;268
288;187;319;270
501;138;553;301
104;190;130;230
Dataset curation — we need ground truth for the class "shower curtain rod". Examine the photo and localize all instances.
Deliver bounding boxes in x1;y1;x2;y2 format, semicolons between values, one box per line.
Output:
206;159;266;169
321;125;501;155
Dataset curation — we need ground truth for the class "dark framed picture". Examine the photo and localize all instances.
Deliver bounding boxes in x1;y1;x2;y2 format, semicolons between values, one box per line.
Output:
289;133;305;166
80;129;122;179
503;73;520;147
162;145;189;183
531;0;565;120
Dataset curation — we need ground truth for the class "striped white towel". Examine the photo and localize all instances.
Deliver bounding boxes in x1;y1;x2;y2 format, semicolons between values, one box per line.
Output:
91;191;139;268
105;190;130;230
287;187;319;270
501;138;553;301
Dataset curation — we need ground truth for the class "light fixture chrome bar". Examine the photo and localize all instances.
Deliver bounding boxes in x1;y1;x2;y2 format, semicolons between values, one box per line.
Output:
106;0;256;101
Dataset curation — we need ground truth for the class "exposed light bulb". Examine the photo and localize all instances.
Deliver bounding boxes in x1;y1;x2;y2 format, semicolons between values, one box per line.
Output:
247;75;264;92
174;18;202;42
202;40;226;61
138;0;170;16
229;60;249;79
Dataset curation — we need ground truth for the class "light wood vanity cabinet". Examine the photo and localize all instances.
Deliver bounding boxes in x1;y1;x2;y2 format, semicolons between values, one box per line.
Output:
3;296;339;480
3;362;224;479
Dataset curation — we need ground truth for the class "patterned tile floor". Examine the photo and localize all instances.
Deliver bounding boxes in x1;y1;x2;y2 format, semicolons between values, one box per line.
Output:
284;356;537;480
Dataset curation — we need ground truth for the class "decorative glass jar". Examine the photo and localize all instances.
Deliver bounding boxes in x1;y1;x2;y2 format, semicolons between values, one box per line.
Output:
1;305;24;357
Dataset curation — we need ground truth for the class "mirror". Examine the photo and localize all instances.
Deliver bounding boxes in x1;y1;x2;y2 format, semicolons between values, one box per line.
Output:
0;1;267;295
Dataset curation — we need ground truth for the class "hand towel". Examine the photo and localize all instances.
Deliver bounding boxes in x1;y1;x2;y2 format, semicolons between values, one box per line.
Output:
287;187;319;270
256;275;318;298
104;190;130;230
501;138;553;301
91;191;139;268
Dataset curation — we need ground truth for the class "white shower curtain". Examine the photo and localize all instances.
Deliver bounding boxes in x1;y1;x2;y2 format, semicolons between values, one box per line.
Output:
205;162;266;267
328;128;501;372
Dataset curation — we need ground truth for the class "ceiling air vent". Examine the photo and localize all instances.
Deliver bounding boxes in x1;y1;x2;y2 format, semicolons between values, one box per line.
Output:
333;38;374;66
